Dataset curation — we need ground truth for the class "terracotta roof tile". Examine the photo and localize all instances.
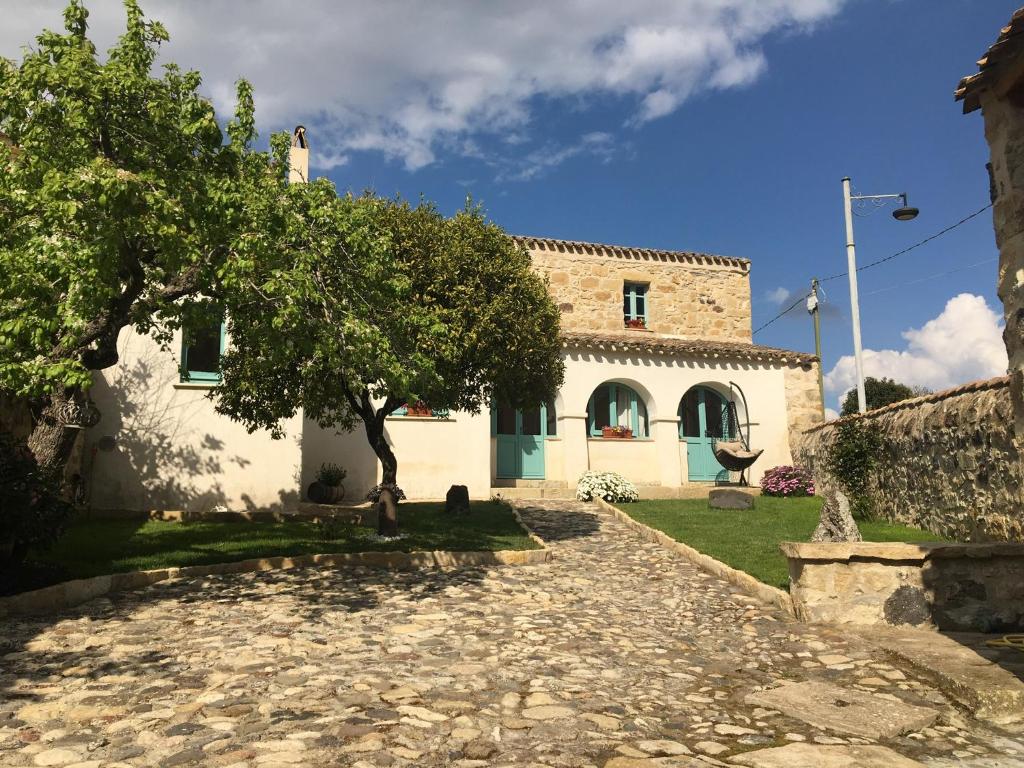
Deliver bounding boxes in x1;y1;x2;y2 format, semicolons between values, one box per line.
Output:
515;235;749;271
956;7;1024;113
561;330;817;365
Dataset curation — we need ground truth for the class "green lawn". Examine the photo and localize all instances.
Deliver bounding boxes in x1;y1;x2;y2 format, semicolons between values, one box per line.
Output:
620;496;946;589
32;500;537;581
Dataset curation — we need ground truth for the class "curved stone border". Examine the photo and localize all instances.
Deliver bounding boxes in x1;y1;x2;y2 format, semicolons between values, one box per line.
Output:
0;509;551;618
596;498;795;616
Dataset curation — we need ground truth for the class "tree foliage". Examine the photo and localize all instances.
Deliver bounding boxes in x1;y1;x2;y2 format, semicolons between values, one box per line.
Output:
215;190;565;533
840;376;917;416
0;0;279;468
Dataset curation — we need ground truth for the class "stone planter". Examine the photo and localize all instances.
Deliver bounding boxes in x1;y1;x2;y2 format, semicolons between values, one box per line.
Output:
307;481;345;504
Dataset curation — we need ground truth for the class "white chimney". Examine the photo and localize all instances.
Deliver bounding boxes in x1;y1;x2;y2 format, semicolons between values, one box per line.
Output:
288;125;309;184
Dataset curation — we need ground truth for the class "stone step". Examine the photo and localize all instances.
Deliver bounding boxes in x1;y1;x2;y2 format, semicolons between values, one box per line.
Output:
858;626;1024;725
490;485;762;501
491;479;569;489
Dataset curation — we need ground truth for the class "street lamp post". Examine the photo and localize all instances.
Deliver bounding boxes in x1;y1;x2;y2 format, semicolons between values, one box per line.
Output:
840;177;919;414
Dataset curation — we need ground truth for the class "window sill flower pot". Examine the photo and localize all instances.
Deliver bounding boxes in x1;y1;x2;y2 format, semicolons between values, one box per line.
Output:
406;401;434;417
602;426;633;439
624;319;648;330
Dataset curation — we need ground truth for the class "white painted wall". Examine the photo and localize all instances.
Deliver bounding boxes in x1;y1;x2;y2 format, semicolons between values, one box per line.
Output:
85;332;796;512
558;349;793;487
303;411;491;501
85;328;302;513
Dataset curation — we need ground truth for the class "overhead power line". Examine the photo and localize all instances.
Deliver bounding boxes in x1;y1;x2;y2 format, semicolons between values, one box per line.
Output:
752;201;993;337
820;203;993;283
752;292;810;335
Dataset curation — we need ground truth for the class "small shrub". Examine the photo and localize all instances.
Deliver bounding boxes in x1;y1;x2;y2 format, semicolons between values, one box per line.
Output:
366;483;407;503
576;471;639;503
316;462;347;486
824;420;882;520
760;465;815;497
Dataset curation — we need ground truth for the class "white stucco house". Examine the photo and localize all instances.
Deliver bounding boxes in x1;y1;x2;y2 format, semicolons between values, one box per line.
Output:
82;134;824;512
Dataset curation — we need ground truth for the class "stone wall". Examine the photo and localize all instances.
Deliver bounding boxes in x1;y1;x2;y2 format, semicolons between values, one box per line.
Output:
526;243;752;343
795;376;1023;542
783;541;1024;632
977;79;1024;454
783;362;823;454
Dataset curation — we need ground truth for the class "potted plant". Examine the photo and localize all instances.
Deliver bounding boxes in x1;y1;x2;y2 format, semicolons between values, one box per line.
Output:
624;317;647;330
601;425;633;439
405;400;433;417
307;462;347;504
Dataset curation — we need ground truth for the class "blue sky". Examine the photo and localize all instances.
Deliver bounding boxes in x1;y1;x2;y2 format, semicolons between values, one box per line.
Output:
2;0;1013;409
331;1;1010;410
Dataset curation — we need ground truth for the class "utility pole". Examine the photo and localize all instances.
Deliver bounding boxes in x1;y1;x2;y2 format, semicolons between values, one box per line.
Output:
840;176;918;415
807;278;825;418
841;177;868;415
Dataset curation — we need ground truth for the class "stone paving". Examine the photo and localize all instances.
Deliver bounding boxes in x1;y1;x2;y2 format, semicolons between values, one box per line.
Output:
2;500;1023;767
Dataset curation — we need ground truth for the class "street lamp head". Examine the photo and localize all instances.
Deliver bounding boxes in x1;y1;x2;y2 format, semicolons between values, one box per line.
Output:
892;193;918;221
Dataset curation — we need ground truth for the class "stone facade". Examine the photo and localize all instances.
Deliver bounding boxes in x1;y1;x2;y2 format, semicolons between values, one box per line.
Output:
958;15;1024;482
796;377;1023;542
783;362;824;452
783;540;1024;632
522;239;752;342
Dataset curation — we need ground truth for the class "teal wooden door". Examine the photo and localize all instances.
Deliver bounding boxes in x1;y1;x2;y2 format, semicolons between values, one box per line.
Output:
518;407;545;479
495;404;546;479
680;387;728;482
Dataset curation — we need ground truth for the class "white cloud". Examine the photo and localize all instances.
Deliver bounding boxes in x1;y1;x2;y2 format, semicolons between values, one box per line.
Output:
824;407;839;421
765;286;791;304
823;294;1008;408
0;1;846;173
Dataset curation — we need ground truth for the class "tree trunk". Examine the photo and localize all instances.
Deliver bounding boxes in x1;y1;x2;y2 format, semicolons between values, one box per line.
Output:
362;411;400;537
811;487;862;542
378;488;398;538
26;390;80;477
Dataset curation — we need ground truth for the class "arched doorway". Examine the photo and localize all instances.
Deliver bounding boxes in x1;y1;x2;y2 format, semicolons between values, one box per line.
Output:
679;386;733;481
493;401;555;479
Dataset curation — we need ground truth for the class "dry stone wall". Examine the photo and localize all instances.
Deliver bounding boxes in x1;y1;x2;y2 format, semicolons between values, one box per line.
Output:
795;376;1023;542
527;244;752;343
783;362;824;453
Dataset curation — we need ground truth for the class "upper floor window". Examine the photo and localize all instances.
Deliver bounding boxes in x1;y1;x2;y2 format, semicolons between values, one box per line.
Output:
623;283;648;329
180;316;225;383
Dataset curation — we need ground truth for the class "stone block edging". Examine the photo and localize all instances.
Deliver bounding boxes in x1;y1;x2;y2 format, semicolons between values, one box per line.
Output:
0;524;551;619
596;498;795;616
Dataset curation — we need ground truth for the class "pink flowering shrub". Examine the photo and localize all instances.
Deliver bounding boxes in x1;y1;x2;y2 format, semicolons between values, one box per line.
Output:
759;465;814;497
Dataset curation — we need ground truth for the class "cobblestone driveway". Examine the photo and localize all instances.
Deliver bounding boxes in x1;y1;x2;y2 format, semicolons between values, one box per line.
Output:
2;501;1023;767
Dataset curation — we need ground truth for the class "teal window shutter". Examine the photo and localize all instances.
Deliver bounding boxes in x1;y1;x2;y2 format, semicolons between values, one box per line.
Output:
623;283;648;326
181;316;225;383
586;383;649;437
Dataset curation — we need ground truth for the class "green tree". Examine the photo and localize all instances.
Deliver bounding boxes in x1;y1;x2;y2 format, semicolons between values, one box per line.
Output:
840;377;917;416
214;192;564;535
0;1;276;472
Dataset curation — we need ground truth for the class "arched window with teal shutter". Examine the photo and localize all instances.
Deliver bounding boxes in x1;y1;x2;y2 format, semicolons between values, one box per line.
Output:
586;383;648;438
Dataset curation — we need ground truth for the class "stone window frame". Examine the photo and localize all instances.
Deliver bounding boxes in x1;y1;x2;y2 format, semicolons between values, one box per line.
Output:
623;282;649;328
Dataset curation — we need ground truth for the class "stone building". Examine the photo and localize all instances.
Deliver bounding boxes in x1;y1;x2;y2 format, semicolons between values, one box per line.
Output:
957;7;1024;444
82;136;822;512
